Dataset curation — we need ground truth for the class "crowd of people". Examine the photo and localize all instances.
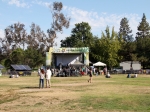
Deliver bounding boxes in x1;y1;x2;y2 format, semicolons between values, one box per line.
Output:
37;65;140;88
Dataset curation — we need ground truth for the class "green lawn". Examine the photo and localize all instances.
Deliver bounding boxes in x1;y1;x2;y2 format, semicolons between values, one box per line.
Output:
0;74;150;112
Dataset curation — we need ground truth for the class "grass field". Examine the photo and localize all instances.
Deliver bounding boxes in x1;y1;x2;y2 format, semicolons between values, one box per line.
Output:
0;73;150;112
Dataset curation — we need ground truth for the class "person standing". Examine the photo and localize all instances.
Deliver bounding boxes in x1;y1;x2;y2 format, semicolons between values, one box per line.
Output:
39;69;45;89
95;68;99;76
46;67;52;88
103;66;107;75
88;68;93;83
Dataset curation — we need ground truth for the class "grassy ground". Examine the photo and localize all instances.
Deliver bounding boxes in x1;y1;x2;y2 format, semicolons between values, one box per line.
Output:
0;73;150;112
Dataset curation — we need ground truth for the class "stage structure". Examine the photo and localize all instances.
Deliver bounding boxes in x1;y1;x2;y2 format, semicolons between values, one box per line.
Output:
46;47;89;67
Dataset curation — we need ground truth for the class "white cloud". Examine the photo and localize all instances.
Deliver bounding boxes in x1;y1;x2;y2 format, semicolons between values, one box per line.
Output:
0;29;5;39
64;7;142;37
32;0;51;8
7;0;30;8
55;33;70;48
53;6;143;47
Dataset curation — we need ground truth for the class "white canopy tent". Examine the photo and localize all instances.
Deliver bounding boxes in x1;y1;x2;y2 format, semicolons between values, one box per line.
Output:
70;60;85;66
93;61;106;66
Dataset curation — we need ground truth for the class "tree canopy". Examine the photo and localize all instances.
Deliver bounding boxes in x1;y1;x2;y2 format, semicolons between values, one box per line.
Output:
61;22;93;47
47;2;70;47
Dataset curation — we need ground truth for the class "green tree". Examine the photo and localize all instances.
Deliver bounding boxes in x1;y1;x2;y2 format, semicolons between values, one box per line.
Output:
0;22;27;70
61;22;94;47
4;59;12;69
3;48;25;69
10;48;25;64
136;13;150;68
118;17;133;42
118;17;136;62
136;37;150;68
136;13;150;38
24;48;45;69
60;22;99;63
92;26;121;69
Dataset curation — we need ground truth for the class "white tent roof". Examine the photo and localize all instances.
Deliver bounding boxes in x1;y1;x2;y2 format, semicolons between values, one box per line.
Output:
70;60;85;66
93;61;106;66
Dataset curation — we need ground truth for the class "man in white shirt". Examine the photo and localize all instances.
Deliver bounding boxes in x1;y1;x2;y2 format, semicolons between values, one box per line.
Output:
46;67;52;88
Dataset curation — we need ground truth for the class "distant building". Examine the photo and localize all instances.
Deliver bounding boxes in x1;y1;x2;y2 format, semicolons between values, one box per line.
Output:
120;61;141;71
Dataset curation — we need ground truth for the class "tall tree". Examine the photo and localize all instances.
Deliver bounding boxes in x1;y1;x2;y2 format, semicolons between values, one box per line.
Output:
118;17;133;42
136;13;150;68
118;17;136;62
5;22;27;50
0;22;27;58
136;13;150;38
28;23;47;56
47;2;70;47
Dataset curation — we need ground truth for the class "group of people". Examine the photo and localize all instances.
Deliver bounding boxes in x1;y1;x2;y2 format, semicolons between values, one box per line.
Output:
127;73;138;78
9;74;19;78
87;67;111;83
38;67;52;89
38;66;110;87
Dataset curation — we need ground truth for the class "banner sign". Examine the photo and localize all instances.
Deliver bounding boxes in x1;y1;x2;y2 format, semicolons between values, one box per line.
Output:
52;47;89;53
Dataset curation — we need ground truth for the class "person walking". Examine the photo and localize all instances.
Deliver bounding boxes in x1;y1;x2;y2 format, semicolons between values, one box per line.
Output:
39;69;45;89
88;68;93;83
46;67;52;88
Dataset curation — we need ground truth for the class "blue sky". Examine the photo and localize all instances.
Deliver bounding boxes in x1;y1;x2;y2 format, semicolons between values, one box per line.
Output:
0;0;150;47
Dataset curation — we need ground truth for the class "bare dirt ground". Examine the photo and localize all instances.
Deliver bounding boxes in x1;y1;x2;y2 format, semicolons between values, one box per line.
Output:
0;76;93;112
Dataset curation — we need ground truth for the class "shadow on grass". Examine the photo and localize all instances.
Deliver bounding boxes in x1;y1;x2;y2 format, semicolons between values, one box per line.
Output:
23;87;39;89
